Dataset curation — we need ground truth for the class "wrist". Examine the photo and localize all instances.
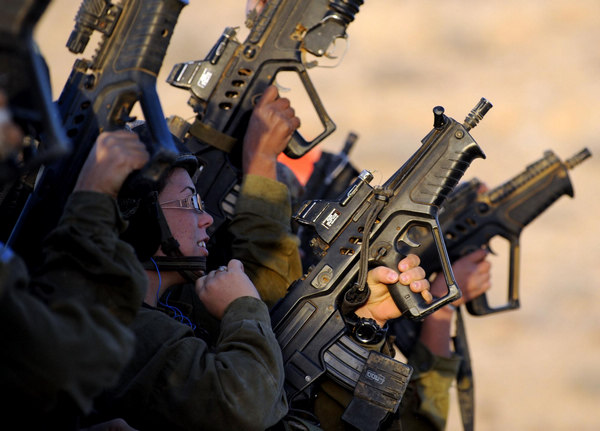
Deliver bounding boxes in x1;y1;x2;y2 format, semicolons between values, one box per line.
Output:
244;154;278;179
353;307;386;327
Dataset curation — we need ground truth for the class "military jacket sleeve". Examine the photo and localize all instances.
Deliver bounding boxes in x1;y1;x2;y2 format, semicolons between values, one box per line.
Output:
0;191;147;415
229;174;302;307
101;296;288;431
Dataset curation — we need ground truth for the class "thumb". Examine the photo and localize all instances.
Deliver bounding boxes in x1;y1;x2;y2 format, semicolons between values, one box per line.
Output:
227;259;245;273
256;85;279;107
367;266;399;286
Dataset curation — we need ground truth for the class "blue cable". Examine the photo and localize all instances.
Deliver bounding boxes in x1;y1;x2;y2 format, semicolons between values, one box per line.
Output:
150;257;196;330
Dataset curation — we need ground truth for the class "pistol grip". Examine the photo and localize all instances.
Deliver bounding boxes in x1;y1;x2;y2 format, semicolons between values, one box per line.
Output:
465;293;520;315
388;279;461;320
466;234;521;315
282;67;336;158
384;220;461;320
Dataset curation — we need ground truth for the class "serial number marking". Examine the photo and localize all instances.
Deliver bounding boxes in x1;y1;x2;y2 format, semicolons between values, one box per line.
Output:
365;369;385;385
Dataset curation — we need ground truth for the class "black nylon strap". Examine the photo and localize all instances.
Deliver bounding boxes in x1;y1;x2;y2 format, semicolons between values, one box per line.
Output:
147;197;206;282
143;256;206;273
453;307;475;431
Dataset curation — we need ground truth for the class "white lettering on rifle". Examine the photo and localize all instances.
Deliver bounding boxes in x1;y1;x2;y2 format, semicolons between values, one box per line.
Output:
322;209;340;229
365;369;385;385
198;69;213;88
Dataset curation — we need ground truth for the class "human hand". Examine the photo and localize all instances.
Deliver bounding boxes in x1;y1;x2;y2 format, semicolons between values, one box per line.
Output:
74;130;149;197
246;0;267;16
354;254;431;326
429;248;492;311
195;259;260;319
242;85;301;179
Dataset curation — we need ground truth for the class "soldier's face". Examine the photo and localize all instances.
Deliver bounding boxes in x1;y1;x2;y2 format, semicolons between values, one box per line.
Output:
156;168;213;258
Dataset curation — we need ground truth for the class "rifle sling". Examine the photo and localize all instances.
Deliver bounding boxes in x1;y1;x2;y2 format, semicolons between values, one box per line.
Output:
188;119;237;153
452;307;475;431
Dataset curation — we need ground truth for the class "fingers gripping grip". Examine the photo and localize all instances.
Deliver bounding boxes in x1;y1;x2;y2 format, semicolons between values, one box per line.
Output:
388;221;460;320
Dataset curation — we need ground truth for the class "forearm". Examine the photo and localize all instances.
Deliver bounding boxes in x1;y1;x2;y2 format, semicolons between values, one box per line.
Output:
0;255;136;414
229;174;302;306
166;298;287;430
34;191;147;323
0;192;146;413
418;306;454;358
116;298;287;430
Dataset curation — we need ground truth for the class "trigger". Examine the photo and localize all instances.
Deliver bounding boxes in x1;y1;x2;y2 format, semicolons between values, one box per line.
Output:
484;243;496;256
398;228;422;249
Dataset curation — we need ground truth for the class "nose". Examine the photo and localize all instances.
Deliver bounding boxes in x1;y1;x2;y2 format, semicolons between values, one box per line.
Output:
198;210;214;228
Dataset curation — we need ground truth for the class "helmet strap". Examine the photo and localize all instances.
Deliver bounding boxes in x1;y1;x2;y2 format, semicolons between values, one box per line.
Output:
146;192;206;282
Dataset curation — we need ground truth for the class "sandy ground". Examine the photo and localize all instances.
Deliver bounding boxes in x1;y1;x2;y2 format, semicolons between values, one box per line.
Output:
36;1;600;430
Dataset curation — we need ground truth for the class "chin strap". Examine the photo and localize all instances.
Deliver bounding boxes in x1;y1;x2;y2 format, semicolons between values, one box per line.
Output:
142;256;206;282
143;192;207;283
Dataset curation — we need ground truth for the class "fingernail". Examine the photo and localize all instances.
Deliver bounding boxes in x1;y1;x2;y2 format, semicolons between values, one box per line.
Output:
400;274;408;284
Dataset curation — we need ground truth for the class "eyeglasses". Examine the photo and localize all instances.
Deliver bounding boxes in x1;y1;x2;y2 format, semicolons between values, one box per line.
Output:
159;193;205;214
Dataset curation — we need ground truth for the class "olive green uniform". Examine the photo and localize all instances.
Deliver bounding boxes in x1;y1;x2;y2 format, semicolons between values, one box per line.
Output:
228;174;303;306
93;296;287;431
0;192;147;428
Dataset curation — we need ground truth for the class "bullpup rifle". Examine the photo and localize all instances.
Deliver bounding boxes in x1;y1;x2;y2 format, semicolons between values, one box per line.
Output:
270;99;491;428
403;147;592;315
7;0;186;267
166;0;364;254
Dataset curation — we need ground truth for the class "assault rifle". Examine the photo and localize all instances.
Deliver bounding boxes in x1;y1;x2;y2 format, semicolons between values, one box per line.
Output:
401;147;592;316
166;0;364;255
270;99;490;429
7;0;187;266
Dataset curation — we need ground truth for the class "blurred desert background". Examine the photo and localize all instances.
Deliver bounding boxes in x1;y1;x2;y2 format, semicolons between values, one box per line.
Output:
36;1;600;430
